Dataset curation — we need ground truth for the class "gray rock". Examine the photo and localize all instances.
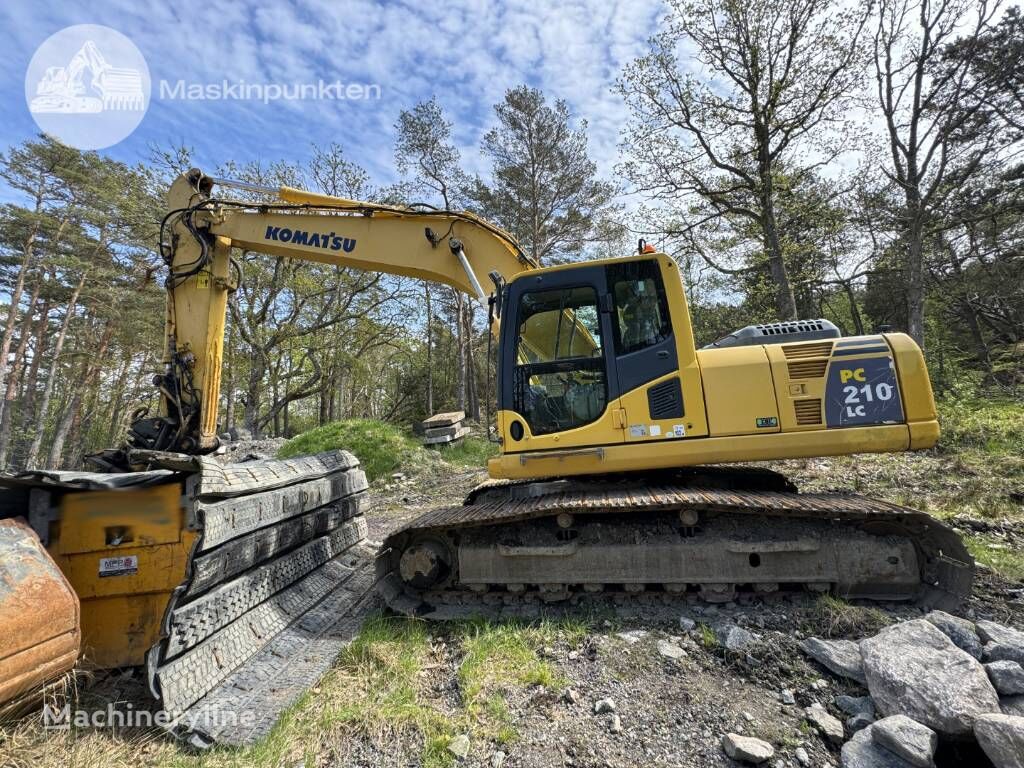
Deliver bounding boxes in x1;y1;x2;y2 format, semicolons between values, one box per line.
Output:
490;751;506;768
609;714;623;734
448;734;471;759
847;712;876;733
802;637;868;684
795;746;811;766
924;610;983;660
594;698;616;714
986;642;1024;666
841;726;917;768
657;639;687;660
716;624;758;652
871;715;938;768
1002;695;1024;716
860;619;1001;735
987;661;1024;695
974;713;1024;768
779;689;796;705
805;704;845;745
977;620;1024;648
563;687;580;705
837;695;877;718
679;616;696;632
722;733;775;764
616;629;648;645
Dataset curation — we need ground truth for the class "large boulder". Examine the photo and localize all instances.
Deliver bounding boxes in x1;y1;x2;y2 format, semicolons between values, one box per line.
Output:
974;714;1024;768
841;725;917;768
859;619;1001;736
801;637;867;684
924;610;983;660
870;715;937;768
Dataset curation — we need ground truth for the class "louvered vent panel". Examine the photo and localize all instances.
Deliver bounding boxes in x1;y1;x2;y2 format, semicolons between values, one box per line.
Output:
782;342;834;360
647;378;684;419
794;399;823;425
787;359;828;379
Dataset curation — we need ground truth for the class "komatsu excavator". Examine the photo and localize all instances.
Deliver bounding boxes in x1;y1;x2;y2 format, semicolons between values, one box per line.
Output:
0;168;973;746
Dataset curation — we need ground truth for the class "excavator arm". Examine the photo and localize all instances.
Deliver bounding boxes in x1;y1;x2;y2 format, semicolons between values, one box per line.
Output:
116;168;537;460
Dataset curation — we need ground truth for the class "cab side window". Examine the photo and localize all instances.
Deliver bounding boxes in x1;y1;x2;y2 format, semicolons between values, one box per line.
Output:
608;261;671;355
512;286;607;435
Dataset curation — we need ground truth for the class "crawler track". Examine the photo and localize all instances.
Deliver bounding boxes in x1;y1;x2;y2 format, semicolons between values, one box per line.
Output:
378;468;973;619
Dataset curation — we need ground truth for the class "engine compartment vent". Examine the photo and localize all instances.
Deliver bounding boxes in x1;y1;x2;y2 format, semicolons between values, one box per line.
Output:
794;399;823;425
647;377;684;419
782;341;834;360
787;359;829;379
703;319;840;349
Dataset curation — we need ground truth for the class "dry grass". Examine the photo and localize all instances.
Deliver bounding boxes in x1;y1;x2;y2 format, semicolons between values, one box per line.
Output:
806;595;893;639
0;616;581;768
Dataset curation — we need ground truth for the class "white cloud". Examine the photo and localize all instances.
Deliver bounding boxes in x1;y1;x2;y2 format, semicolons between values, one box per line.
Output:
0;0;668;197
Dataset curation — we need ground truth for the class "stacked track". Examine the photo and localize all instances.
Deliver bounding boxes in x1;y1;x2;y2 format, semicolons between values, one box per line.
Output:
378;468;974;619
141;450;378;748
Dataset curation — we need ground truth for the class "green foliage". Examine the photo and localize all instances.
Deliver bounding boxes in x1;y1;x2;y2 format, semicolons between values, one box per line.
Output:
696;622;719;649
937;399;1024;457
277;419;419;482
965;536;1024;581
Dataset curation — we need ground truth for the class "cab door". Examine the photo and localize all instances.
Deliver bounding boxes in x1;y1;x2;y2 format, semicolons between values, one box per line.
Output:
606;257;709;442
497;265;624;453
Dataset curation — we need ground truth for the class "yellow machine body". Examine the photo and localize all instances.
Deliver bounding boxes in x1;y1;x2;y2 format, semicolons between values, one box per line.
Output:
488;254;938;479
47;483;193;669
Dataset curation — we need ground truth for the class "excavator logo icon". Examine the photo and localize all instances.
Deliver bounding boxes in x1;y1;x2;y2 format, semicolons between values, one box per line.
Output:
25;25;150;150
30;40;145;115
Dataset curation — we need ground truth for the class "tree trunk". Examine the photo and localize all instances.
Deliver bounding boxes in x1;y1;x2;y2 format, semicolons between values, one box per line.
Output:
425;283;433;415
905;210;926;348
0;276;43;467
46;319;114;469
454;291;467;412
25;272;85;469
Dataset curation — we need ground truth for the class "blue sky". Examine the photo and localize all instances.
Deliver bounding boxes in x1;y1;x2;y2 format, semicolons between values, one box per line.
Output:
0;0;666;198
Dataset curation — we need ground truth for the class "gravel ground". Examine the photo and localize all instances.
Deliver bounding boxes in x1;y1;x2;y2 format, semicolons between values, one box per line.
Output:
341;459;1024;768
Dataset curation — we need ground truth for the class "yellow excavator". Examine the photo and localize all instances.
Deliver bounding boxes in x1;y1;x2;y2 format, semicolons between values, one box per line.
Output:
0;168;972;746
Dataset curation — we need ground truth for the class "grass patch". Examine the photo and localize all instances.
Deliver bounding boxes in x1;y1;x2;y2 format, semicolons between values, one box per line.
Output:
430;436;499;468
808;595;892;638
314;616;457;768
455;618;577;742
937;398;1024;457
965;536;1024;582
277;419;420;482
696;623;719;650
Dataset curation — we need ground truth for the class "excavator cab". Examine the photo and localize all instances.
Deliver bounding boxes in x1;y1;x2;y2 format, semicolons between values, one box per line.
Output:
496;255;709;457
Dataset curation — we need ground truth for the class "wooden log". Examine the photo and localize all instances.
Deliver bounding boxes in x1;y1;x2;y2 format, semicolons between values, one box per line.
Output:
423;425;471;445
421;411;465;429
424;423;463;440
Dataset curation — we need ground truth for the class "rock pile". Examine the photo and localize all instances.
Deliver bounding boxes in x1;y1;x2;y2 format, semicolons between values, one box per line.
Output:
798;610;1024;768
